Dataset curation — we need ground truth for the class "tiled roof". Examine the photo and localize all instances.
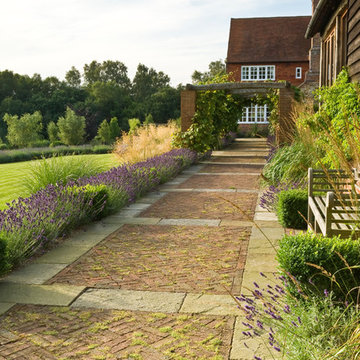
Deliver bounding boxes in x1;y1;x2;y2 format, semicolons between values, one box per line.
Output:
227;16;311;64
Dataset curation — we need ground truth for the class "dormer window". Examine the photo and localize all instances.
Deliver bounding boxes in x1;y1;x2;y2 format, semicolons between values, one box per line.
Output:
241;65;275;81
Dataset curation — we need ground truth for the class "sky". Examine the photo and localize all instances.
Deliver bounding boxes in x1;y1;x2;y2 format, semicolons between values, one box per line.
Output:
0;0;312;86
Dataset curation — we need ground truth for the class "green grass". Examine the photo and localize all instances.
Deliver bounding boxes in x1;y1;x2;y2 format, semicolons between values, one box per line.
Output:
0;154;120;210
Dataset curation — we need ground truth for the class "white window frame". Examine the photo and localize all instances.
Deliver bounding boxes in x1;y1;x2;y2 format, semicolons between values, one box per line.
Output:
295;67;302;79
241;65;275;81
239;104;270;124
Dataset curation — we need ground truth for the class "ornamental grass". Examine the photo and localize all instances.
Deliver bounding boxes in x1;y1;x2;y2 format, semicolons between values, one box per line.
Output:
113;122;179;164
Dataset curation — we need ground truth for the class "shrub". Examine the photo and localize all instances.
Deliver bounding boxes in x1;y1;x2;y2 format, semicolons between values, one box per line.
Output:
50;140;64;147
0;236;9;275
47;121;59;145
128;118;141;134
29;140;50;148
109;117;121;141
4;111;43;148
0;143;7;150
277;233;360;301
58;107;86;145
276;189;308;229
97;119;112;144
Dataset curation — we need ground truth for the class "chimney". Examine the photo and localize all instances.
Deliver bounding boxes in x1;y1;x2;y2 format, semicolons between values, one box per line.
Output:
299;0;321;93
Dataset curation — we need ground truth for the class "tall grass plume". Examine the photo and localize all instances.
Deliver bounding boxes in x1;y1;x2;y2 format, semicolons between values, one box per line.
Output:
113;122;179;164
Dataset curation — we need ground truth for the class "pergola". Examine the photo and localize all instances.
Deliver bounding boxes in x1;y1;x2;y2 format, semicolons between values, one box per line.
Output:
181;81;295;144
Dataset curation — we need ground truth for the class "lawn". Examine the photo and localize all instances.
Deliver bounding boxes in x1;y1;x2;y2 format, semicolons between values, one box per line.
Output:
0;153;120;210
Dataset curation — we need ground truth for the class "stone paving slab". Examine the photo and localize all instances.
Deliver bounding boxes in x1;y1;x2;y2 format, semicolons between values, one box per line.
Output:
254;212;279;221
34;244;93;264
231;317;280;360
80;222;121;236
180;293;242;316
72;288;186;313
245;254;278;273
0;303;14;316
251;226;285;240
3;264;68;285
135;191;167;204
103;216;161;225
0;283;85;306
63;231;107;247
122;203;153;211
241;271;281;296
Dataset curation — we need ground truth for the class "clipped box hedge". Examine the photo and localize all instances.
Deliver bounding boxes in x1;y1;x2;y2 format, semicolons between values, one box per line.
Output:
277;232;360;301
276;189;308;229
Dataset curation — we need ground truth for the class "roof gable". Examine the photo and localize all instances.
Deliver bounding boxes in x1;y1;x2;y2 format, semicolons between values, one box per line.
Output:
227;16;311;64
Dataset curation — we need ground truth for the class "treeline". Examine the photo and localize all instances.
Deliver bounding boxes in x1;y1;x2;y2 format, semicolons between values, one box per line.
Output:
0;60;182;145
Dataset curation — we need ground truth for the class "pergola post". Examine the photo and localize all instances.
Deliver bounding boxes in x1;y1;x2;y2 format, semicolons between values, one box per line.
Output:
181;90;197;132
181;82;295;145
277;86;295;144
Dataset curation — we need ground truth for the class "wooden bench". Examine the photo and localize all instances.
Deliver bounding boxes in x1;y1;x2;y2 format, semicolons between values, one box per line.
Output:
308;168;360;238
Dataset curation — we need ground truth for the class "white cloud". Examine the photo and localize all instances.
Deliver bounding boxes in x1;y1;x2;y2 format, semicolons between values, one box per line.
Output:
0;0;311;85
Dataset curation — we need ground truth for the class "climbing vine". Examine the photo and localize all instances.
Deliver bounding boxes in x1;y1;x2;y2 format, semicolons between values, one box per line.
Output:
173;74;248;152
173;74;281;152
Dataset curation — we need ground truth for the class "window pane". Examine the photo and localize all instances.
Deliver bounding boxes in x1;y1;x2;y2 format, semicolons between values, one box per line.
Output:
267;66;275;80
250;67;258;80
258;67;266;80
241;67;249;80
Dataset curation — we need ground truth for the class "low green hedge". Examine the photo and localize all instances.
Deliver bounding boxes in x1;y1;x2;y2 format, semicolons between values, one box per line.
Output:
277;232;360;301
0;145;112;164
276;189;308;229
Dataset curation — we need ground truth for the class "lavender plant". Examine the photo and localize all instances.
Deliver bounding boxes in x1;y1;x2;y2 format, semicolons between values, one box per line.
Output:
259;182;302;212
0;148;198;273
237;273;360;360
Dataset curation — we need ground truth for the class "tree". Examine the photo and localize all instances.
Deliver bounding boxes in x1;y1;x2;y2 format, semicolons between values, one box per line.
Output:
192;59;226;84
97;119;112;144
47;121;59;144
4;111;42;148
57;107;86;145
132;64;170;101
109;117;120;141
65;66;81;88
83;60;131;89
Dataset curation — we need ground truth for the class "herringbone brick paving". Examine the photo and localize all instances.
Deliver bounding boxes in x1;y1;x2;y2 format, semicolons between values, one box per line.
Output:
0;305;234;359
47;225;250;294
0;138;271;359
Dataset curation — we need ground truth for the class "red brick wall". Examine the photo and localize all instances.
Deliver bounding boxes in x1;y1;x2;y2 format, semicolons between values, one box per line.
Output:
227;62;310;86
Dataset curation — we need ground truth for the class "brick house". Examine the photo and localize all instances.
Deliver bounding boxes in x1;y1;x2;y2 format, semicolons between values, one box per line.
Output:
226;16;312;124
305;0;360;86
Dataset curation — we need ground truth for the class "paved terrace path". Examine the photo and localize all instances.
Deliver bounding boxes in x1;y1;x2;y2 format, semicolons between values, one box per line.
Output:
0;138;283;360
